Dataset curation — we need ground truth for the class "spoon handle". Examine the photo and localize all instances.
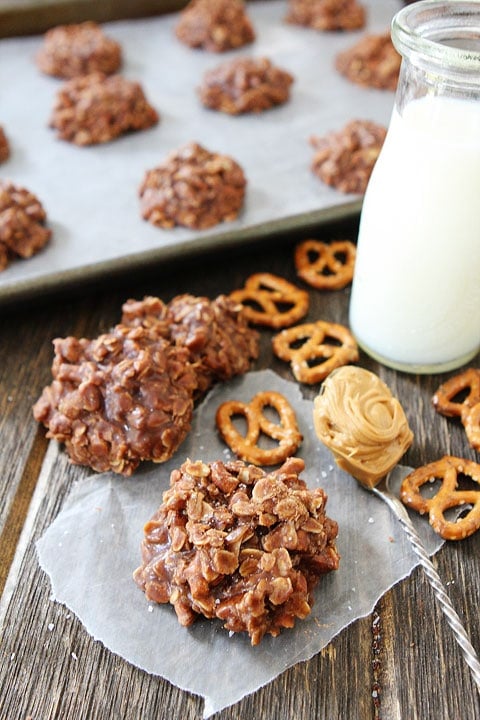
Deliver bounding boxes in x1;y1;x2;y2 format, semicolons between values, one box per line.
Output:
373;485;480;694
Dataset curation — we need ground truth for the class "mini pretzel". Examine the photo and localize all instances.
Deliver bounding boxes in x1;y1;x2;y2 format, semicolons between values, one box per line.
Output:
461;403;480;451
294;239;356;290
215;390;303;465
229;273;309;328
400;455;480;540
432;368;480;418
272;321;359;384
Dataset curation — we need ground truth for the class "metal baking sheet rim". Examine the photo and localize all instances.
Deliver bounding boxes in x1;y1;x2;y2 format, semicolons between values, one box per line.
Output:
0;199;361;306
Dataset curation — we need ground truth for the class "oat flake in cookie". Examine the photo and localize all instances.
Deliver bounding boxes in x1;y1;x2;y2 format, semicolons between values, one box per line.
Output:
36;21;122;79
32;324;198;476
133;456;340;646
175;0;255;52
139;142;246;230
49;73;159;146
336;32;401;91
199;57;294;115
0;181;51;271
285;0;366;31
310;119;386;194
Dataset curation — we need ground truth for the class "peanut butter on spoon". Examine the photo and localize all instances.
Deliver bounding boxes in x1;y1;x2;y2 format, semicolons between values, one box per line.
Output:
313;365;413;487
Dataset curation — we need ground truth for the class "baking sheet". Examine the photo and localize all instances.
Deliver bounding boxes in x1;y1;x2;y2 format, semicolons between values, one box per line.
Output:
37;370;445;718
0;0;399;303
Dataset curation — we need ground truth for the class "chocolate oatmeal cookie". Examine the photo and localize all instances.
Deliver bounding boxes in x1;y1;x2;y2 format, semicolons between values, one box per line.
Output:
139;142;246;230
122;293;260;394
285;0;366;31
175;0;255;52
0;127;10;163
199;57;294;114
49;72;159;146
310;119;386;194
36;21;122;79
336;32;401;90
0;181;51;271
133;456;340;645
33;324;198;476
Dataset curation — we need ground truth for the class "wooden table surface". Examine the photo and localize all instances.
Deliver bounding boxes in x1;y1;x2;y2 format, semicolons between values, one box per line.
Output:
0;216;479;720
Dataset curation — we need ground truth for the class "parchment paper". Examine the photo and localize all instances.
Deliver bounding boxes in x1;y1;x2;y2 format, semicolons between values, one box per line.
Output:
37;370;444;718
0;0;400;302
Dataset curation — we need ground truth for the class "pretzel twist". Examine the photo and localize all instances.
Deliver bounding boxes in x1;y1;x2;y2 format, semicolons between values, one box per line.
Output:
294;239;356;290
432;369;480;451
215;391;303;465
400;455;480;540
432;368;480;418
462;403;480;451
229;273;309;328
272;320;359;384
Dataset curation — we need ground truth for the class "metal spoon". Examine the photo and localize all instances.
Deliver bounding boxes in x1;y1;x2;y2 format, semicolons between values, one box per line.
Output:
370;471;480;694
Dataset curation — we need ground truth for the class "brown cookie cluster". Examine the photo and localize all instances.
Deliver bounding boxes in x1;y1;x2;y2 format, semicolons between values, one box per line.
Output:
0;181;51;271
139;142;246;230
335;32;401;90
0;127;9;163
121;293;260;395
175;0;255;52
285;0;366;31
133;456;340;645
310;119;386;194
199;57;294;115
49;73;159;146
36;21;122;79
33;325;198;476
34;294;259;475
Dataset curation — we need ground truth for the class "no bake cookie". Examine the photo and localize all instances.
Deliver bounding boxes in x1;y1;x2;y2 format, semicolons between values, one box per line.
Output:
175;0;255;52
0;181;51;271
285;0;366;31
335;32;401;91
33;324;198;476
199;57;294;114
139;142;246;230
49;72;158;145
36;21;122;79
310;119;386;194
121;293;259;395
133;456;340;645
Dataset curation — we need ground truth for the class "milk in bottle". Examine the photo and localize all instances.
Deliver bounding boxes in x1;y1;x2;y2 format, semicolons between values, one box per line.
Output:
349;0;480;373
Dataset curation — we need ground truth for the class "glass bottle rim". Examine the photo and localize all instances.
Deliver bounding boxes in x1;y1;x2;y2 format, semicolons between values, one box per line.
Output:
392;0;480;76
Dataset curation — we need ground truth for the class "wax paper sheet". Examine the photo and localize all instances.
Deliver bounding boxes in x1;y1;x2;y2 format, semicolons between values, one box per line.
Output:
0;0;400;302
37;370;445;718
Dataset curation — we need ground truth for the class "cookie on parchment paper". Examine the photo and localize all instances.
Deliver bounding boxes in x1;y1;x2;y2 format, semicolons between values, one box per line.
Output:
0;181;51;271
335;32;401;91
310;119;386;194
36;21;122;79
285;0;366;32
139;142;246;230
175;0;255;52
199;57;294;114
49;72;159;145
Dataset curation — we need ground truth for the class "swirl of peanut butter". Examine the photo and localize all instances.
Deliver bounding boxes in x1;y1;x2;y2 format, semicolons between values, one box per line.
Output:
313;366;413;487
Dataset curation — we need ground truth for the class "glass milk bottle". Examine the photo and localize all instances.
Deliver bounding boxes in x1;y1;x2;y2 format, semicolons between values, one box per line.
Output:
349;0;480;373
